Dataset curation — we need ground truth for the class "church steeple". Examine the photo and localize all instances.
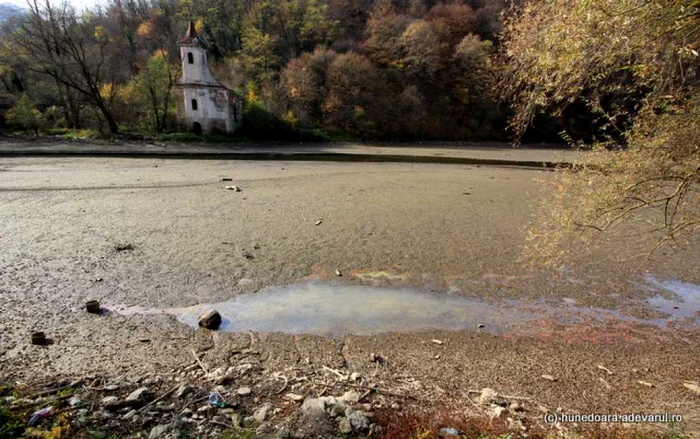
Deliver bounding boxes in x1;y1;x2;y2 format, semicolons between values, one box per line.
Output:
181;20;203;46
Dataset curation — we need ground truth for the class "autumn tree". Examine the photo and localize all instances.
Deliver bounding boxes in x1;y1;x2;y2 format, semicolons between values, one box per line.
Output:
323;51;386;136
5;94;41;135
500;0;700;264
128;50;178;133
282;47;338;125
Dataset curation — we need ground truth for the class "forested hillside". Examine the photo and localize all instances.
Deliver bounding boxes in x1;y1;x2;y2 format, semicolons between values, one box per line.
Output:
0;0;518;140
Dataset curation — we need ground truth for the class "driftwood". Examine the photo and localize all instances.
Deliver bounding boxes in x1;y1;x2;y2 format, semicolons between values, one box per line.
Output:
138;385;179;413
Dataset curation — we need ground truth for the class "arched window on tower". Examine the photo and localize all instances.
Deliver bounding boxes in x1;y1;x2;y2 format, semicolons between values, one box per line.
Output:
191;99;198;111
187;52;194;64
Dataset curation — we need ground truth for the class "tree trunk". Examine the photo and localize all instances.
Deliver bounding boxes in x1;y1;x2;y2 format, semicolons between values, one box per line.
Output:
96;102;119;135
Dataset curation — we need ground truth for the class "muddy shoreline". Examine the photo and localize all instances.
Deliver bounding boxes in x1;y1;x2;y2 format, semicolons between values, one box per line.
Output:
1;156;698;437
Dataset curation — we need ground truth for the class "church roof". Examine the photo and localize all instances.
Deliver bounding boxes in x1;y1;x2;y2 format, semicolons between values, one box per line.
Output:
181;21;204;46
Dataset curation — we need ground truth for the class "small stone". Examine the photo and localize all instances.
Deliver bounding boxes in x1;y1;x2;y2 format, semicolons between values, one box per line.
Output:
237;387;252;396
253;403;271;423
335;269;342;277
490;405;507;419
68;396;82;407
226;185;241;192
683;382;700;395
338;418;352;434
329;402;347;418
198;309;222;330
104;384;120;391
431;339;443;345
370;352;384;363
149;424;170;439
100;396;119;408
478;388;499;405
509;402;524;412
350;372;361;382
177;384;194;398
85;300;101;314
285;393;304;402
301;397;326;415
338;390;361;404
477;324;485;329
125;387;152;402
230;412;243;429
181;408;193;417
638;380;655;388
348;410;370;431
30;331;47;346
541;374;557;382
314;220;323;226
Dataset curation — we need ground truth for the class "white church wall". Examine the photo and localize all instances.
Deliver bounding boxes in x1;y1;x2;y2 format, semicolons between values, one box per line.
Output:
178;37;241;134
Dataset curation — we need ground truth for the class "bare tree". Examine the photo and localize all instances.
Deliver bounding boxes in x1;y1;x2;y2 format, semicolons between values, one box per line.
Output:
5;0;121;134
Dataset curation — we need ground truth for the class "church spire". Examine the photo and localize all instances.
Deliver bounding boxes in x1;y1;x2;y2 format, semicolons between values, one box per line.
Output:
181;20;202;45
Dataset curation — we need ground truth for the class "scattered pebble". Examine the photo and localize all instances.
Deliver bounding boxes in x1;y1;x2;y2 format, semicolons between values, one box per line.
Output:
541;374;557;382
683;382;700;395
253;403;271;423
236;387;252;396
125;387;152;402
31;331;47;346
198;309;222;330
85;300;101;314
148;424;170;439
478;388;499;405
100;396;119;407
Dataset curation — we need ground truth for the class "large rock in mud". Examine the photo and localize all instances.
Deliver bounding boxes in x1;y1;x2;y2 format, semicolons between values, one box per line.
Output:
198;309;222;329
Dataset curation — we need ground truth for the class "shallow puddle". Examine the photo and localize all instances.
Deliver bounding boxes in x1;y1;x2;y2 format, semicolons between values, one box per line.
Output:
645;276;700;321
111;278;700;336
115;282;533;335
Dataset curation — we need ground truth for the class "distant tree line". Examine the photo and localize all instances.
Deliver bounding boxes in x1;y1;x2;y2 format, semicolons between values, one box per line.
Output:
0;0;518;140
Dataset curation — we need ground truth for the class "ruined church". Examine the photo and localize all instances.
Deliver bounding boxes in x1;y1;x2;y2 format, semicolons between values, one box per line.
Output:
177;22;242;134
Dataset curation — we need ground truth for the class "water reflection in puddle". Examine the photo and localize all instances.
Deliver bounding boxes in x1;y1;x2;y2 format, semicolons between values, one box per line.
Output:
111;278;700;336
644;276;700;321
115;282;532;335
